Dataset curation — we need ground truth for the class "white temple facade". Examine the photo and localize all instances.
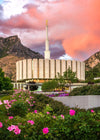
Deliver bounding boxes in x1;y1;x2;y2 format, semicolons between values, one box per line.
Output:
16;21;85;82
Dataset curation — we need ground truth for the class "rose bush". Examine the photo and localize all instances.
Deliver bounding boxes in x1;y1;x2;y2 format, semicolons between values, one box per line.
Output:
0;90;100;140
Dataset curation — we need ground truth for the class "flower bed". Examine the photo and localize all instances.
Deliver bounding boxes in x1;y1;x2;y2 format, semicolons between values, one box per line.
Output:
46;92;69;97
0;90;100;139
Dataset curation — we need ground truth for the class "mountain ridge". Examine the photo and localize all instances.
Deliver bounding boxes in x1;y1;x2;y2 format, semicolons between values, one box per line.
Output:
84;51;100;70
0;35;44;81
0;35;44;59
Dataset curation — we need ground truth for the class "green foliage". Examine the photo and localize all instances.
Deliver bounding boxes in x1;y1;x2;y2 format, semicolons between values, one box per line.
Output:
0;90;14;96
3;77;13;90
86;63;100;82
0;90;100;139
33;93;69;115
70;85;100;96
63;68;78;83
42;68;78;91
0;68;13;91
9;100;28;117
42;80;58;92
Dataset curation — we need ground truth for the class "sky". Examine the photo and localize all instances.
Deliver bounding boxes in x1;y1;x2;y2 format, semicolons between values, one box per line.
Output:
0;0;100;61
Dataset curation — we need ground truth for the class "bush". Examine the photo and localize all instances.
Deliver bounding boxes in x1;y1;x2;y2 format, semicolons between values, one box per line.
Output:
0;110;100;140
42;80;58;92
70;85;100;96
33;93;69;115
0;90;14;96
9;100;28;117
0;90;100;139
0;68;13;91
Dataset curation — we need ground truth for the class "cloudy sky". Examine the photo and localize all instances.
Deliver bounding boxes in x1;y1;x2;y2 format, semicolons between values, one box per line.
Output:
0;0;100;61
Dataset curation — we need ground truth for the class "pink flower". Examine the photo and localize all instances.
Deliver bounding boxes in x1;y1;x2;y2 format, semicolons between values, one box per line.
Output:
43;127;49;134
91;109;94;113
7;125;20;134
0;122;3;128
7;125;15;131
7;104;11;108
14;127;21;135
9;116;14;119
27;120;35;125
5;105;9;110
53;116;56;119
46;112;50;114
30;96;33;99
61;114;64;119
34;110;37;113
4;100;9;104
19;95;21;97
33;101;35;103
28;101;31;104
30;104;34;106
0;100;3;105
69;109;75;116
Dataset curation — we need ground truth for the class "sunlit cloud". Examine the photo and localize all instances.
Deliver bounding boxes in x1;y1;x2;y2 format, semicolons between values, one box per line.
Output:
0;0;100;61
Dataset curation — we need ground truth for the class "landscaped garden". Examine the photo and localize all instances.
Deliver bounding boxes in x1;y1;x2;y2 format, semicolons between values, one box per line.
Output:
0;89;100;140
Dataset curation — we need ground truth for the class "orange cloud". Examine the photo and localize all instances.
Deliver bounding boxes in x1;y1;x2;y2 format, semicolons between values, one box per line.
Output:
0;0;100;60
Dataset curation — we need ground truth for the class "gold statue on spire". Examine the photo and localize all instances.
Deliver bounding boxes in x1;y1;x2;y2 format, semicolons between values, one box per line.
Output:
46;20;48;26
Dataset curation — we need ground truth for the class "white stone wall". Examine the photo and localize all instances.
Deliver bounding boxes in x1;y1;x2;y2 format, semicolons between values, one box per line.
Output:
44;59;50;79
56;59;61;76
67;60;72;69
19;61;23;80
16;59;85;81
23;59;27;79
39;59;44;78
72;60;77;73
16;61;19;81
27;59;32;79
33;59;38;79
50;59;55;78
81;62;85;81
61;60;66;75
77;61;81;80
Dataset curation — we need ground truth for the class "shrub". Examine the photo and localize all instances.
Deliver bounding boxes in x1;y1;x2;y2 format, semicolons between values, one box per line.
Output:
0;68;13;91
33;93;69;115
0;90;14;96
9;100;28;117
70;85;100;96
42;80;58;92
1;90;100;139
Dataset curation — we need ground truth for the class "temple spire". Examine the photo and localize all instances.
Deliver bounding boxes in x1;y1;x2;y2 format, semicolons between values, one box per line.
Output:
44;20;50;59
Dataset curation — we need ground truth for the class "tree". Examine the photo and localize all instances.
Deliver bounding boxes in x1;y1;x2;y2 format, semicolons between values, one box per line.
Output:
63;68;78;83
3;77;13;90
0;68;13;91
42;68;78;92
85;70;94;82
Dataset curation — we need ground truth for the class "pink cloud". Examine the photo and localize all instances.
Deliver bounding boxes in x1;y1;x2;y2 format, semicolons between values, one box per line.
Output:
0;0;100;60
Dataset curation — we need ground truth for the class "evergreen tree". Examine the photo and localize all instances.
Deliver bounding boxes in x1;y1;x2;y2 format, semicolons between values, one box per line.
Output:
0;68;13;91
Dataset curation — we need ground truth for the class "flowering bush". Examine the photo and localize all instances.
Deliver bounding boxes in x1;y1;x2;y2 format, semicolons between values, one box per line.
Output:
9;100;28;117
0;90;100;139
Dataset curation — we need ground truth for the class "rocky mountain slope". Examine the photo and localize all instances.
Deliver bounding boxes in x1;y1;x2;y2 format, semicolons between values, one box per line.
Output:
85;51;100;70
0;35;43;59
0;35;44;81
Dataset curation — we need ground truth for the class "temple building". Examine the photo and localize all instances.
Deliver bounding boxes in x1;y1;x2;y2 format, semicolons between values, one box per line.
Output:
16;21;85;83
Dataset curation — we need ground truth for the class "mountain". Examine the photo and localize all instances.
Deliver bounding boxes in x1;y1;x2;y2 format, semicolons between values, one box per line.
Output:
0;35;44;81
85;51;100;70
0;35;43;59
